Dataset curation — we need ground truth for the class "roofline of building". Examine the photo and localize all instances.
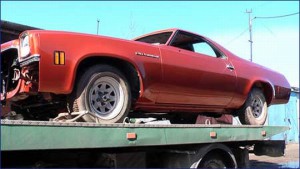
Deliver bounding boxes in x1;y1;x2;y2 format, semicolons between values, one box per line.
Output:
1;20;41;32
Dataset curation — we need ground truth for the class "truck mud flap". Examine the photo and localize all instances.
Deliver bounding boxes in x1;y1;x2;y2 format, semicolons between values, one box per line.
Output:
253;140;285;157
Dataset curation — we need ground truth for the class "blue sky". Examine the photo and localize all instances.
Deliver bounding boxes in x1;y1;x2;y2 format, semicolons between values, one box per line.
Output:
1;1;299;86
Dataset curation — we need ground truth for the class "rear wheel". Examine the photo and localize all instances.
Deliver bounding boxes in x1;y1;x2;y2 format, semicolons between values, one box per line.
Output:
238;88;267;125
70;64;131;123
199;154;226;168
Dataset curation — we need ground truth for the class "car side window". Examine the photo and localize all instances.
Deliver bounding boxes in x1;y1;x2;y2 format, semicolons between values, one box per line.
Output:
134;32;173;45
170;31;222;58
193;42;217;57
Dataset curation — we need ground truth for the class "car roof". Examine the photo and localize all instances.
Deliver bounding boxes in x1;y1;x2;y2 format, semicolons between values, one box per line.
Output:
132;28;205;41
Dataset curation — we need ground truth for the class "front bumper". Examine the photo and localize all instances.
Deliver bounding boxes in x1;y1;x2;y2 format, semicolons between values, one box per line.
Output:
19;54;40;67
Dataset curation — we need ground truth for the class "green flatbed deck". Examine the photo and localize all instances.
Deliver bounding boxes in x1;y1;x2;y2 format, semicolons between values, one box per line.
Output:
1;120;289;151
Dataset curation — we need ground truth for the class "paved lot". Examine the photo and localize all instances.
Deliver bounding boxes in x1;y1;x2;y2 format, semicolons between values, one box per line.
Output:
250;143;299;168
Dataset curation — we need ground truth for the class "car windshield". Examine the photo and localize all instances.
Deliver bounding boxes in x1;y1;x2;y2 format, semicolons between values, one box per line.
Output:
134;32;173;45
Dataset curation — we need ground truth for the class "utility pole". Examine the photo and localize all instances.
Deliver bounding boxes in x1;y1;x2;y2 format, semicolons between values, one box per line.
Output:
246;9;253;62
97;19;100;35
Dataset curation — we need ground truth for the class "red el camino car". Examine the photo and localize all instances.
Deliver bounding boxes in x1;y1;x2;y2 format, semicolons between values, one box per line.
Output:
1;28;290;125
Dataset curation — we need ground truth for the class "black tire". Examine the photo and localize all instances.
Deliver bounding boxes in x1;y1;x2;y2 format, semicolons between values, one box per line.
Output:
70;64;131;123
238;88;268;125
199;154;226;168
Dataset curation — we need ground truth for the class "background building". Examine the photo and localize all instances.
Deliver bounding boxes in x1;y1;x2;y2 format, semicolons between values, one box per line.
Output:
1;20;40;44
269;87;299;143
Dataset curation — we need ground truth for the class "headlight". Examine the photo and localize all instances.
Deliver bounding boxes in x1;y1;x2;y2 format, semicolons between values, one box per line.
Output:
20;34;30;58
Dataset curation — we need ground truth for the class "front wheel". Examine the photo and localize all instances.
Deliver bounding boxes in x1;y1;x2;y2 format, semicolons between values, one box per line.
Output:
238;88;268;125
70;65;131;124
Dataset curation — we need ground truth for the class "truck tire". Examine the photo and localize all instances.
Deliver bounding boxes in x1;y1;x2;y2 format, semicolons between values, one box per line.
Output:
199;154;226;168
238;88;267;125
71;64;131;123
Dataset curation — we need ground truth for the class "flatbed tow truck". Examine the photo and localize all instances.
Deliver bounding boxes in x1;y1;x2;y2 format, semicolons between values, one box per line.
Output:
1;117;289;168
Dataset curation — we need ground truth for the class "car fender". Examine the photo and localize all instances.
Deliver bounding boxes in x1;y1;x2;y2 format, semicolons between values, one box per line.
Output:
36;31;160;100
247;78;275;105
72;52;145;96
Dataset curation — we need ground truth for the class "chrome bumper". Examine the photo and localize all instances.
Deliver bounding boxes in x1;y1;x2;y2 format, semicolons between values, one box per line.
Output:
19;54;40;67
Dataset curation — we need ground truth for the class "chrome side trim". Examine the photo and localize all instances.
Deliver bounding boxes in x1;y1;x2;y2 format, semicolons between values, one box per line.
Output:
135;51;159;58
20;54;40;67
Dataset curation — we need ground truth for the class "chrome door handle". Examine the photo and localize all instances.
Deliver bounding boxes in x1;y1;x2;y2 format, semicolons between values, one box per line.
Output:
226;64;235;70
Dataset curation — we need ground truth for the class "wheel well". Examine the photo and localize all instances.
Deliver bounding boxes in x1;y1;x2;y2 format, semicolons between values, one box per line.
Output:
252;82;273;105
198;149;236;168
75;56;141;102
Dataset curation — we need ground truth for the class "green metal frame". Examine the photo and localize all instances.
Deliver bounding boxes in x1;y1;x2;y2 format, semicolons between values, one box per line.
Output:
1;120;289;151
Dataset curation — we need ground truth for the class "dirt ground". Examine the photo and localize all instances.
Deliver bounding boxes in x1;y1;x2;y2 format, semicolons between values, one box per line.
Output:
250;143;299;168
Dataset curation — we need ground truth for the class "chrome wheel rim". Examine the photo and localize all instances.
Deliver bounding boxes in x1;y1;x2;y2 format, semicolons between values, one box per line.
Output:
88;76;124;120
251;96;263;119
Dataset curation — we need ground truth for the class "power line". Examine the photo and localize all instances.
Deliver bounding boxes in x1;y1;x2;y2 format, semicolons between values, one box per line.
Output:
245;11;299;62
254;12;299;19
226;27;248;45
259;22;276;37
254;21;277;37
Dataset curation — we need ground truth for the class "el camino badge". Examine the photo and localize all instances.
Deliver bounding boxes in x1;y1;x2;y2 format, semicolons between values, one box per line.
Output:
135;52;159;59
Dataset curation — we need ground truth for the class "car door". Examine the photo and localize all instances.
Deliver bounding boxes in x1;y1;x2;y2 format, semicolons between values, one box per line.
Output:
157;31;237;107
